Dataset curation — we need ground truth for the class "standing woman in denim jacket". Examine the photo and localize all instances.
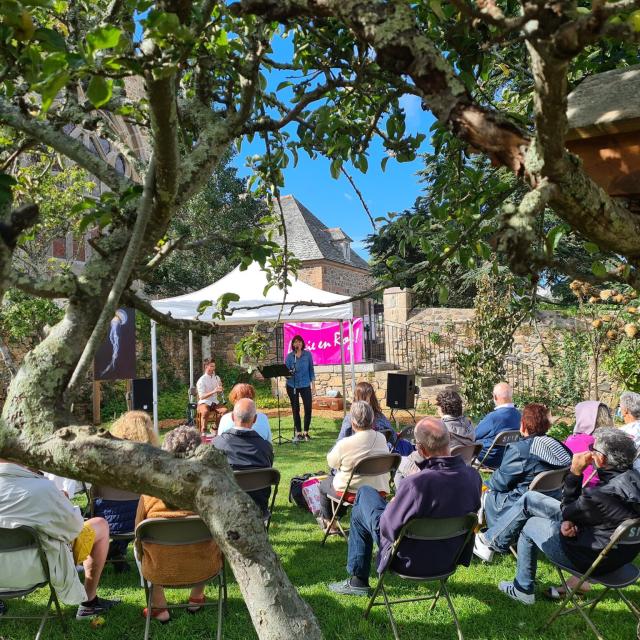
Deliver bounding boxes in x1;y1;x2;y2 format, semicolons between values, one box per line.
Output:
285;335;316;441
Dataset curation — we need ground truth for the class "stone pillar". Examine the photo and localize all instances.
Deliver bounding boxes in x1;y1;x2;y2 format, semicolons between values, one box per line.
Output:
383;287;414;325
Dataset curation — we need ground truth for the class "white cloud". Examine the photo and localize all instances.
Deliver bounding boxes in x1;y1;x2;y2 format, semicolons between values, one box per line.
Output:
343;192;353;201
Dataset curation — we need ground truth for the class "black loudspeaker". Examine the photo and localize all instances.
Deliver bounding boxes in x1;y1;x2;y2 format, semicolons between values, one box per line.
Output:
386;372;416;409
132;378;153;412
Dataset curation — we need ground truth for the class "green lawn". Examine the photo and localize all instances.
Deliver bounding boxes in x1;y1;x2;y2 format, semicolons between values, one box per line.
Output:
2;416;639;640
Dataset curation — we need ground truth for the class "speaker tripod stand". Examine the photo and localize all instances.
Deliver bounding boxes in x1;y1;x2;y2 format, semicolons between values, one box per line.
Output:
259;364;294;446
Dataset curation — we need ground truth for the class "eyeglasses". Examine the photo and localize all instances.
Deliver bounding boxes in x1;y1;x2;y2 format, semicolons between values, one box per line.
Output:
588;443;606;456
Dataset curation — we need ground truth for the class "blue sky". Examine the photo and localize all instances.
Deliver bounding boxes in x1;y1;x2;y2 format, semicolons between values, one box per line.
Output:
233;95;435;257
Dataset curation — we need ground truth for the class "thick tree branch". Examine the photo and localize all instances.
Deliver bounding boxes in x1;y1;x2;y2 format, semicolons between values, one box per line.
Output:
9;270;79;299
0;101;132;194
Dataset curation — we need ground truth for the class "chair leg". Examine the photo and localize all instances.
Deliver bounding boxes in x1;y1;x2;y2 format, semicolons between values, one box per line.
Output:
381;584;401;640
546;569;573;630
34;593;52;640
144;583;153;640
222;561;228;610
321;500;341;545
617;588;640;620
50;585;67;633
364;574;386;619
429;583;442;612
216;574;224;640
441;581;464;640
587;587;609;614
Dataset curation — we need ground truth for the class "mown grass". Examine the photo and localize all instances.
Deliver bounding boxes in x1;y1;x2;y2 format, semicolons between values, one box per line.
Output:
2;415;639;640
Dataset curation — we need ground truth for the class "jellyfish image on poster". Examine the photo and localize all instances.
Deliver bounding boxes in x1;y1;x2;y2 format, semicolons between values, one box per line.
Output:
101;309;129;376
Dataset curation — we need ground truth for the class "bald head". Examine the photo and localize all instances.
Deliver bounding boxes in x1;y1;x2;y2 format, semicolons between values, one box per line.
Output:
493;382;513;406
414;417;450;457
233;398;257;429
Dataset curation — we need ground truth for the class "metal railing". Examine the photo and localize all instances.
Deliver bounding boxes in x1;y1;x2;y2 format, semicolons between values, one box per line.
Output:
365;320;537;393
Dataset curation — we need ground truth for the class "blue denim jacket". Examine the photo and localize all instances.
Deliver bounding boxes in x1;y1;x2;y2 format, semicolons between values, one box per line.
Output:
285;350;315;389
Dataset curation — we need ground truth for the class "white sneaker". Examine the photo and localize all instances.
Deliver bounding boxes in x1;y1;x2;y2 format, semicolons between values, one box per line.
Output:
473;532;495;563
499;581;535;605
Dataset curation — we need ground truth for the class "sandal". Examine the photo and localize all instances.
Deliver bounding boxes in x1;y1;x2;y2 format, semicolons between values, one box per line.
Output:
142;607;171;624
187;595;206;614
544;585;590;601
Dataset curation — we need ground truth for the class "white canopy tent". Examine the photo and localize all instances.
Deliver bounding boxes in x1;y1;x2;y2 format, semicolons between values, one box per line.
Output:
149;262;357;432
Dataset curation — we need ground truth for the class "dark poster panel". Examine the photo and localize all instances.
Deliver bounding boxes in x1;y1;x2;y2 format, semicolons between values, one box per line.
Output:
94;307;136;381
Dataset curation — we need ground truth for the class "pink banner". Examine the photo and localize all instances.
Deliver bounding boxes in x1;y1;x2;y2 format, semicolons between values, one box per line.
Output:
283;319;364;365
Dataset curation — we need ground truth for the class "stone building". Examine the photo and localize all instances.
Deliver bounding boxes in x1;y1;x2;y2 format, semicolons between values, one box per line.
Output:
276;195;374;317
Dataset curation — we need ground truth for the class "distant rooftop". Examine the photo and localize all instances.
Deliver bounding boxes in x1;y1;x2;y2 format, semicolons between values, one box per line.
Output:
567;64;640;140
276;195;369;270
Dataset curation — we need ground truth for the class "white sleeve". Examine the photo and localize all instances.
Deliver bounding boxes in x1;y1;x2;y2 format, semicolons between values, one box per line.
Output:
196;376;205;397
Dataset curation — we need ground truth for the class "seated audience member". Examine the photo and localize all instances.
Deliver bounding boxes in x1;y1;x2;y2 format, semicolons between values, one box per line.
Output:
92;410;160;571
338;382;393;440
483;403;571;529
0;459;119;619
218;383;272;443
474;429;640;604
475;382;521;468
337;382;413;456
42;473;86;499
564;401;613;488
213;398;274;516
135;425;223;623
328;418;482;595
436;389;475;448
319;401;391;527
196;359;227;435
618;391;640;448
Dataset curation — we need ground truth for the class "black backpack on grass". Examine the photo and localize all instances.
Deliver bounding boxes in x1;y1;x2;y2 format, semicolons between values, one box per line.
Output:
288;472;324;511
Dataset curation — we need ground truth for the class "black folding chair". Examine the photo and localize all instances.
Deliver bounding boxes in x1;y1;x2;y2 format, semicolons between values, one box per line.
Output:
0;526;67;640
472;430;521;470
450;443;483;466
364;512;479;640
545;517;640;640
233;468;280;531
321;453;401;545
135;516;225;640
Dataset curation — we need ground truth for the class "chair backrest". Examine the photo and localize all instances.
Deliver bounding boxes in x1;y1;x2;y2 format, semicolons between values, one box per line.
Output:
528;468;569;493
451;443;483;465
353;453;401;476
389;513;479;578
234;468;280;492
492;429;521;447
610;518;640;546
0;525;51;580
135;516;213;547
0;525;40;552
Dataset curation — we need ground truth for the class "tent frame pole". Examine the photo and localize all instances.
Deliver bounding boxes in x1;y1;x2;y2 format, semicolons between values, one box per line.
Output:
348;319;356;397
188;330;194;389
151;320;159;434
339;320;347;416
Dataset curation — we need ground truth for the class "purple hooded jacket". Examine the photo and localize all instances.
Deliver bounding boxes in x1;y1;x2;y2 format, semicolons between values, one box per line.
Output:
377;455;482;577
564;400;603;488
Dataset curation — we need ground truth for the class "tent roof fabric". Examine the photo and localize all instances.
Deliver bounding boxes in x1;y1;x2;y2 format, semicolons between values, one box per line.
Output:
150;262;354;325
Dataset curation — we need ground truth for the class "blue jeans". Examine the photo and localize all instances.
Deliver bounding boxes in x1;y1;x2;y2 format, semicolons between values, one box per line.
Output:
346;486;387;583
484;491;575;594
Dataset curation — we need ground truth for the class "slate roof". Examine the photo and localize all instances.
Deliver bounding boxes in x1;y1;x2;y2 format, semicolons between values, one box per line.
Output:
567;64;640;139
276;195;370;270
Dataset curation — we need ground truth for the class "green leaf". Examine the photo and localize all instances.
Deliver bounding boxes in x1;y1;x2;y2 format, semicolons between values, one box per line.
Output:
86;26;122;53
197;300;213;314
430;0;446;21
40;70;69;112
438;284;449;305
215;29;228;47
87;75;113;108
592;261;607;278
584;241;600;254
545;225;566;255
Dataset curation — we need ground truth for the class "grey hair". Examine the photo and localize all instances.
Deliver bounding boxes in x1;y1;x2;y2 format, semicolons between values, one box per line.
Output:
620;391;640;420
233;399;257;426
594;428;637;470
163;425;200;457
415;417;450;454
350;400;374;431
